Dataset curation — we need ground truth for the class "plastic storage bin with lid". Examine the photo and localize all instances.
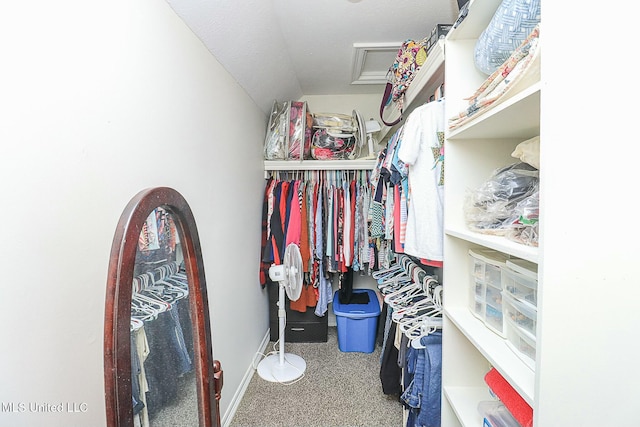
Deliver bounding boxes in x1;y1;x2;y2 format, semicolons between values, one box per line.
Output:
332;289;381;353
503;291;537;370
503;292;537;337
468;249;510;337
505;316;536;370
503;258;538;307
477;401;521;427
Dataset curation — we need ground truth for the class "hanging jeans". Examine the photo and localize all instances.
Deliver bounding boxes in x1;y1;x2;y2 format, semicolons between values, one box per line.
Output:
401;331;442;427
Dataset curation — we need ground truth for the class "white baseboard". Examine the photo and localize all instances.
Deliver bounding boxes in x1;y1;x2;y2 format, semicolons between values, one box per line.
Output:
220;329;271;427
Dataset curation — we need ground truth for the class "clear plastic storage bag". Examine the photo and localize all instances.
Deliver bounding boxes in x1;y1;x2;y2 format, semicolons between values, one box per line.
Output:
264;100;312;160
310;111;364;160
310;128;356;160
287;101;311;160
504;190;539;246
264;101;290;160
464;162;539;235
312;113;356;132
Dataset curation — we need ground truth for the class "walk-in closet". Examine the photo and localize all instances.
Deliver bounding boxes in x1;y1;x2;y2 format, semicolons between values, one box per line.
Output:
4;1;639;427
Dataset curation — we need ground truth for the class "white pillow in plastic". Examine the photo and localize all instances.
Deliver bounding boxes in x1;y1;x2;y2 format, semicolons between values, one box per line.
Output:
511;136;540;169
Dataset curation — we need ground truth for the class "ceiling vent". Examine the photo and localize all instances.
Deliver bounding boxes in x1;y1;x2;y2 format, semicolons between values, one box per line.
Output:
351;42;401;85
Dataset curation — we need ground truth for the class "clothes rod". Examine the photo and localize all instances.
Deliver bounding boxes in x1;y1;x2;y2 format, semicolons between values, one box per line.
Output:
264;159;376;171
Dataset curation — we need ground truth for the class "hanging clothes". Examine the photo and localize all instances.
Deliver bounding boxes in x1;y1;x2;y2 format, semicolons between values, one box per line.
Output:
368;99;445;269
376;253;443;427
396;100;445;265
401;332;443;427
260;170;373;316
259;178;274;288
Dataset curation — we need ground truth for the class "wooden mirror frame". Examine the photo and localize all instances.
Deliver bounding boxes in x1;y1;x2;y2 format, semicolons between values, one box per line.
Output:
104;187;222;427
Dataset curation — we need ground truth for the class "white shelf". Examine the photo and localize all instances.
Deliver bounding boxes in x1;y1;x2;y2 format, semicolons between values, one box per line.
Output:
445;307;535;406
448;82;541;141
445;226;538;263
442;0;543;421
443;3;640;426
443;386;490;427
263;159;376;171
404;41;446;109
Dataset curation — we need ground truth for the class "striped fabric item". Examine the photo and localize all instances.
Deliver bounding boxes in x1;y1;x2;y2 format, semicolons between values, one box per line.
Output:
474;0;541;75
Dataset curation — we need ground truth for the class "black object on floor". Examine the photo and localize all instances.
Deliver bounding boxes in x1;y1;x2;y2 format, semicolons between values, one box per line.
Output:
338;269;371;304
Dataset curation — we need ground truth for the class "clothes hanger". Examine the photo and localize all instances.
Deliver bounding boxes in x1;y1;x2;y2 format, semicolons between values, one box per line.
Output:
134;271;175;308
392;296;440;321
372;262;403;281
172;263;188;281
170;272;190;290
398;306;442;331
379;260;418;288
372;255;403;276
391;273;443;345
395;292;442;337
378;276;413;296
130;317;144;332
131;294;163;321
384;282;428;309
384;268;438;309
375;255;418;295
401;255;419;272
399;283;442;315
132;277;142;294
377;272;410;289
398;305;442;333
426;283;443;310
134;291;171;312
408;317;443;348
141;272;176;303
156;278;189;300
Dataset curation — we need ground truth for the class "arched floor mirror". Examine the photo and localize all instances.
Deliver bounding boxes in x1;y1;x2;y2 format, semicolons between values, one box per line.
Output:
104;187;222;427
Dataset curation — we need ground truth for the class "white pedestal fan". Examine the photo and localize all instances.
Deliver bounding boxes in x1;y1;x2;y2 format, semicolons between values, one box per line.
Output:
257;243;307;383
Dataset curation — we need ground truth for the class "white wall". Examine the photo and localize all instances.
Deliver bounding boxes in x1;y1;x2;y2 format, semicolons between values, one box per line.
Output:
0;1;269;426
301;93;382;124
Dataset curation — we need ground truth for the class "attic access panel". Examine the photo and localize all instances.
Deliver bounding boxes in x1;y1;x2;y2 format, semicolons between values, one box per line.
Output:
351;42;401;85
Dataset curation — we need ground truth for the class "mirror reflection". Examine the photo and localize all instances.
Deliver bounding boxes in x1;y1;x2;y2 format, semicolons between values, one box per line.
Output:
130;207;198;426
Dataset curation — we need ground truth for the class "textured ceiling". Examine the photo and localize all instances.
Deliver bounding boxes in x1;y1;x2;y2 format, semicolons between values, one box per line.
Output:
166;0;460;114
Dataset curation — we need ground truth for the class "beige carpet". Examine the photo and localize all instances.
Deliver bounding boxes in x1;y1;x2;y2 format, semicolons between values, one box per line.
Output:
229;326;403;427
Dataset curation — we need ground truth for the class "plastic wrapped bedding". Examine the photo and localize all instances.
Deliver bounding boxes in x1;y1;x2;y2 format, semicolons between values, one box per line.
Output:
463;162;539;235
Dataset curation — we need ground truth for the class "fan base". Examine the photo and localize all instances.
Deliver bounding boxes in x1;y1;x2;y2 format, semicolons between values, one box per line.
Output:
257;353;306;383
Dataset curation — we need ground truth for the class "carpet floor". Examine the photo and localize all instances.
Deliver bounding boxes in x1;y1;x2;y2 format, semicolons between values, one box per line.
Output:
228;326;403;427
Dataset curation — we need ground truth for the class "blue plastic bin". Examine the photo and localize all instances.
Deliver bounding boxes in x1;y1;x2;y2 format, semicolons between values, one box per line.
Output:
332;289;381;353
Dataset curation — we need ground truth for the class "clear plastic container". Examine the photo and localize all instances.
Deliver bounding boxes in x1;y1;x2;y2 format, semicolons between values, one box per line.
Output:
505;317;536;370
478;400;522;427
485;282;503;308
468;249;511;337
503;258;538;307
469;249;510;289
469;251;486;317
484;299;505;336
503;292;537;337
472;295;485;320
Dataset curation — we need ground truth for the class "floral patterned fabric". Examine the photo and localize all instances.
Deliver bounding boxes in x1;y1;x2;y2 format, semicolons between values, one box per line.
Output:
388;38;429;109
449;24;540;130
